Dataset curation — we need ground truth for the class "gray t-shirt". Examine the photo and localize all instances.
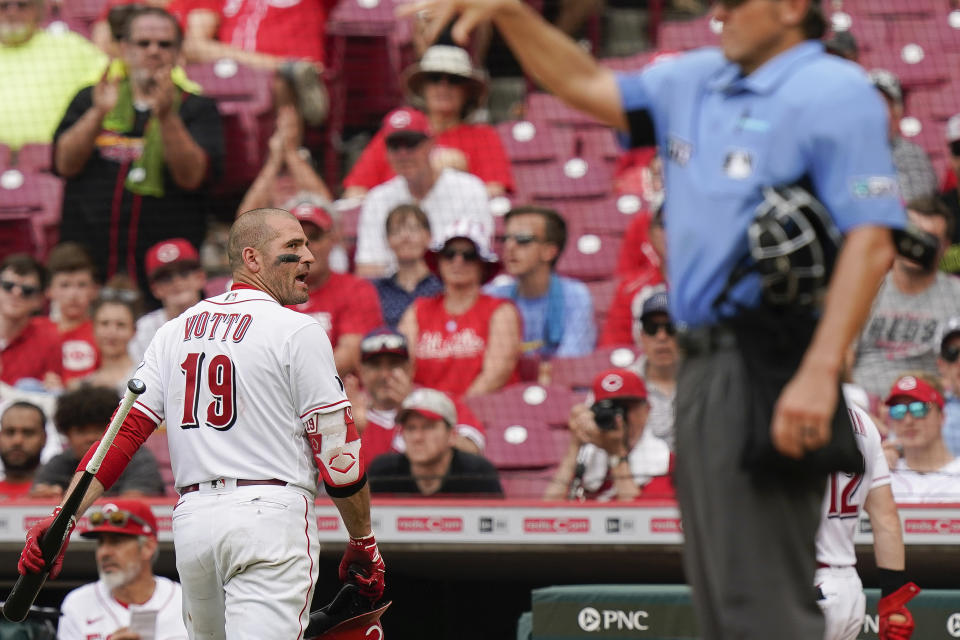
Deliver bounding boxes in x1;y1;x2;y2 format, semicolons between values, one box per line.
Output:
852;271;960;397
627;356;676;451
33;447;166;496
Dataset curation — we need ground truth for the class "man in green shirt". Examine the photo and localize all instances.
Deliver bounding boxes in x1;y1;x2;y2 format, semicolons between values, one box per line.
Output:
0;0;106;149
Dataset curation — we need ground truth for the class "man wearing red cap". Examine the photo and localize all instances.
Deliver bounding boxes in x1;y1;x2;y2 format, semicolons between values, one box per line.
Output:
545;368;674;502
58;499;188;639
354;107;492;278
288;201;384;375
884;373;960;503
129;238;206;362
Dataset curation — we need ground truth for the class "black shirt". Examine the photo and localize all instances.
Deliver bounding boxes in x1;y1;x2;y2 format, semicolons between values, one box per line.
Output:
368;449;503;497
53;86;223;288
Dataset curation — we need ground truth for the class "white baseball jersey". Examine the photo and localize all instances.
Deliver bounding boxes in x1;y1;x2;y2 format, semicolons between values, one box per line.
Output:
132;286;354;495
890;457;960;503
815;402;891;567
58;576;186;640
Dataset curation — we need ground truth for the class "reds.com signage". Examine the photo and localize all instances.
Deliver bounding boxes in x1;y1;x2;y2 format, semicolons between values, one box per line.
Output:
396;517;464;532
523;518;590;533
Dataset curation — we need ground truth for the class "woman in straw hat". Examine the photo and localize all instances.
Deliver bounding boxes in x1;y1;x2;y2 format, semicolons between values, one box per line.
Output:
343;44;513;199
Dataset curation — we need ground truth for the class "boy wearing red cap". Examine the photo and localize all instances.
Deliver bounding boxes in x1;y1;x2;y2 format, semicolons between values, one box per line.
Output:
884;373;960;502
545;368;674;502
58;499;188;639
129;238;206;362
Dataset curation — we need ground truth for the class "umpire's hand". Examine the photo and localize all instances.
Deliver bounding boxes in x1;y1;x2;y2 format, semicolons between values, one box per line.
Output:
771;362;835;458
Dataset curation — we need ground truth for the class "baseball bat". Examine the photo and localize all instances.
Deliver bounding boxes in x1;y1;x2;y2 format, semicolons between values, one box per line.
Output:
2;379;146;623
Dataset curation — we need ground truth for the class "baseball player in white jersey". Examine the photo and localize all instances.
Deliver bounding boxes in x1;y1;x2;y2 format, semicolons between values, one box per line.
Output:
815;389;918;640
17;209;385;640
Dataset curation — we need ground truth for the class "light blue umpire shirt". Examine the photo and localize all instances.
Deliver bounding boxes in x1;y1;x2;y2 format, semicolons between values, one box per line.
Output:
615;41;907;328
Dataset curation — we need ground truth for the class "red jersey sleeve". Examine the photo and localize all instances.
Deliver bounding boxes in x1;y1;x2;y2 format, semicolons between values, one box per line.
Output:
342;129;393;190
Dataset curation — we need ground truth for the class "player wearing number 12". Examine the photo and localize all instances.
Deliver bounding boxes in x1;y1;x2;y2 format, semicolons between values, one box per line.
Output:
15;208;384;640
815;391;919;640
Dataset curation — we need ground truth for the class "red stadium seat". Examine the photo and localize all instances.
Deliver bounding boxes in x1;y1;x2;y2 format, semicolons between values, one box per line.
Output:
496;120;575;164
839;0;938;17
555;227;621;281
825;15;889;53
890;16;960;54
906;86;958;123
464;382;580;428
56;0;106;36
511;156;613;201
0;170;64;258
586;279;618;330
524;93;606;129
484;419;569;470
16;143;52;173
549;345;642;391
0;214;40;257
600;51;656;73
574;128;619;163
499;467;559;499
860;47;954;89
558;195;644;234
0;144;9;171
657;15;721;52
186;61;274;194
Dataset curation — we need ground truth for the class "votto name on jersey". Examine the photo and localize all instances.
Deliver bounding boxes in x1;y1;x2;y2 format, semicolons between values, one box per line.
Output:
182;311;253;343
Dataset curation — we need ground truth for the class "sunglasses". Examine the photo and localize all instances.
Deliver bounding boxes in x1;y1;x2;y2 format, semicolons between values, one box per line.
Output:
439;247;481;262
950;141;960;157
943;344;960;363
423;72;469;86
641;319;676;337
361;333;407;355
132;38;175;49
888;401;932;420
89;509;152;532
0;0;32;10
503;233;539;246
0;279;41;297
386;135;428;151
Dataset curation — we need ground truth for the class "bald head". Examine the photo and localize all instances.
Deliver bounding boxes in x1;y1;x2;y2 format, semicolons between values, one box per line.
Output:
228;208;293;271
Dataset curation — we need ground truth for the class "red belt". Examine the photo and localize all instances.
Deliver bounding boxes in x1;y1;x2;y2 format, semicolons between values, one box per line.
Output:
817;562;853;570
178;478;287;495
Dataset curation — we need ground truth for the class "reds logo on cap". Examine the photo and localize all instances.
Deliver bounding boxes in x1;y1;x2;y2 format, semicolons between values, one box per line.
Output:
156;242;181;264
896;376;918;391
389;110;412;128
600;374;624;393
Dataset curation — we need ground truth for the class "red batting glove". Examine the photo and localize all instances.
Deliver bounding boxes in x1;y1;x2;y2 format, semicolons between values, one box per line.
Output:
878;582;921;640
18;507;76;579
338;533;385;600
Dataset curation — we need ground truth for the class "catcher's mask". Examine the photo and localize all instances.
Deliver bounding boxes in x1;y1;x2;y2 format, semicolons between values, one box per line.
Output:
747;183;842;308
305;582;390;640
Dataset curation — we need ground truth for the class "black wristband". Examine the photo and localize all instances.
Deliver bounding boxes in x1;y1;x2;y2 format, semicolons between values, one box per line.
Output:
878;568;908;598
325;473;367;498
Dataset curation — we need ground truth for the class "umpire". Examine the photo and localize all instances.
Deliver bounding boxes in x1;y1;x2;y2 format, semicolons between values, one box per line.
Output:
404;0;906;637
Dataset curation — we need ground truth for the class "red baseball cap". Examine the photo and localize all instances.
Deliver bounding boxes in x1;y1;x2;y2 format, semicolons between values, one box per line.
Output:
80;499;158;540
291;201;334;232
145;238;200;280
382;107;431;138
884;375;945;410
592;368;647;402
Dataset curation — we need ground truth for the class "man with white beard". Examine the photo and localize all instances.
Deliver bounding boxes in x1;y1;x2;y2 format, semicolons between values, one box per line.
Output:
57;499;187;640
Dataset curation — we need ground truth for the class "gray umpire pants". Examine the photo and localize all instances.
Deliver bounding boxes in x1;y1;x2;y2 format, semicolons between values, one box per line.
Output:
674;329;826;640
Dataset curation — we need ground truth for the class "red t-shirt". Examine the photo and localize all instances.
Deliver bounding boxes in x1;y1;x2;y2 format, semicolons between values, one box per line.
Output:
60;320;99;383
0;478;33;499
291;272;383;346
412;294;518;398
0;317;63;386
615;210;662;280
599;269;665;347
343;121;514;192
170;0;335;63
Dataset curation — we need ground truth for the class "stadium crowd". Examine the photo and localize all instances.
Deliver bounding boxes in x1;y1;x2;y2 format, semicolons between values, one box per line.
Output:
1;0;960;516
